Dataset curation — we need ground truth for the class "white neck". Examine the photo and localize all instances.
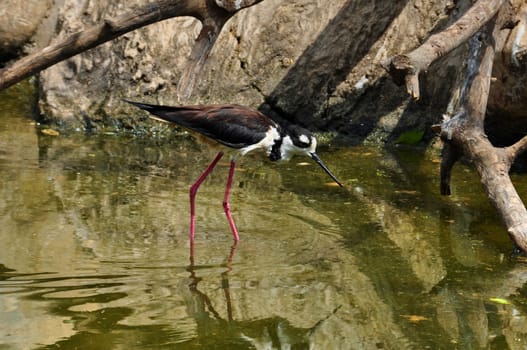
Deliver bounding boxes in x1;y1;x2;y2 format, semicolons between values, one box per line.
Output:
279;135;316;161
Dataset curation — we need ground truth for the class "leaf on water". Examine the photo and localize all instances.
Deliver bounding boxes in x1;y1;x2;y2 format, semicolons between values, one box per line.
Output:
401;314;429;322
297;162;311;166
41;128;60;136
325;182;342;187
394;190;419;195
489;297;510;305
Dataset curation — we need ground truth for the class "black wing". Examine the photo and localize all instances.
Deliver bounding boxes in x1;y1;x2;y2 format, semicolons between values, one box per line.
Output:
126;100;278;149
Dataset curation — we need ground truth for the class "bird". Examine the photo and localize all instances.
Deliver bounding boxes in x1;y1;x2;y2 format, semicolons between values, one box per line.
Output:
125;100;343;242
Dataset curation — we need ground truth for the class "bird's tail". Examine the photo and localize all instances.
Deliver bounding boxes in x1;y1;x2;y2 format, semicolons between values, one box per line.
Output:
123;99;174;114
123;99;158;111
123;99;199;124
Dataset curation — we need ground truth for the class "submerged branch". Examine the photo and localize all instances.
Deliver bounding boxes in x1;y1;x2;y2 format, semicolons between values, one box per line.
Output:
439;142;461;196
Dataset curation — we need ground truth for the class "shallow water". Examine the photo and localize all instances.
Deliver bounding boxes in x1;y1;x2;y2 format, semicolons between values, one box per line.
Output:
1;83;527;349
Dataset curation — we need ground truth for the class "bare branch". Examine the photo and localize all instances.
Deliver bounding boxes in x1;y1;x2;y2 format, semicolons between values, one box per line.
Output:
507;135;527;160
437;7;527;252
215;0;262;12
383;0;506;99
0;0;264;92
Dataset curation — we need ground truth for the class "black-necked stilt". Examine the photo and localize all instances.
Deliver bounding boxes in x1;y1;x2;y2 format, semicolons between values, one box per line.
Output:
125;100;343;242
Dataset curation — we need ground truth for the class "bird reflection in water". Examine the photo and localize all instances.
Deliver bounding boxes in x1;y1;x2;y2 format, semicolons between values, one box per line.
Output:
126;100;343;243
187;241;238;322
185;242;341;347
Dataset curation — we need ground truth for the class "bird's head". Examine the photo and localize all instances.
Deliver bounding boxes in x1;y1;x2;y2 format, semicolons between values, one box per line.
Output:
279;125;317;161
272;125;343;187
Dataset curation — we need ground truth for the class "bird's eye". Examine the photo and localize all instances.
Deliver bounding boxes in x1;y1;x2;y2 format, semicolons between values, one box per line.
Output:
294;134;311;147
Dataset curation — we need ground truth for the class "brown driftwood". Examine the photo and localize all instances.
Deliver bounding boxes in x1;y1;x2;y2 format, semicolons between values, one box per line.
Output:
386;1;527;252
436;12;527;251
0;0;263;93
382;0;506;100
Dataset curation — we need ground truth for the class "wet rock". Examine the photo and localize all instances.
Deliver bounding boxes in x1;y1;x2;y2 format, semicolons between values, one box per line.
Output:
0;0;53;62
36;0;450;138
30;0;527;145
38;0;201;130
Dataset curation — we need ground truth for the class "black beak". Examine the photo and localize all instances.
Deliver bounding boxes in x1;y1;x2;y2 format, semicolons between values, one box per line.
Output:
310;153;343;187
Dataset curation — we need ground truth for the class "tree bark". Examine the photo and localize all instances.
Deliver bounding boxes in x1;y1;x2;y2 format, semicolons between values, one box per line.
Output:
0;0;263;92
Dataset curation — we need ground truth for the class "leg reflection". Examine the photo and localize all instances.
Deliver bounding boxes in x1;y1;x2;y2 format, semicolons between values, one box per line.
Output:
187;241;238;322
184;241;336;348
221;242;238;321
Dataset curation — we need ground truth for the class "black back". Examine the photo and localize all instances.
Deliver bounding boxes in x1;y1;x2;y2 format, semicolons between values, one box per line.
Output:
126;101;279;149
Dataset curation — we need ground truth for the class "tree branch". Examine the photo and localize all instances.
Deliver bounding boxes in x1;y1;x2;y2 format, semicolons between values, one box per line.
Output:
506;135;527;161
0;0;263;92
215;0;262;12
438;7;527;252
439;141;461;196
383;0;506;99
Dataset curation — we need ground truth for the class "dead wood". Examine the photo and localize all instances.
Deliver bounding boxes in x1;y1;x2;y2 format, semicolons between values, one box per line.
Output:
385;0;527;251
0;0;263;92
382;0;506;99
434;8;527;252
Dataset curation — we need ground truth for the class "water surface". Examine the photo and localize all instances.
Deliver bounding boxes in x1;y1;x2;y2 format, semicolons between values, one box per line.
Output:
1;83;527;349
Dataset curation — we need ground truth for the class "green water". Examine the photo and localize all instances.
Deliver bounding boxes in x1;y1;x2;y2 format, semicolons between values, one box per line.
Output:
1;83;527;349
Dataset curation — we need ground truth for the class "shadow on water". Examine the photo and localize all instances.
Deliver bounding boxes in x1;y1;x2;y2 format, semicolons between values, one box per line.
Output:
2;83;527;349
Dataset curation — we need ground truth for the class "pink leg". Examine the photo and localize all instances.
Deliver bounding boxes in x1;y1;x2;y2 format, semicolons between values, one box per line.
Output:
190;152;224;242
223;159;240;241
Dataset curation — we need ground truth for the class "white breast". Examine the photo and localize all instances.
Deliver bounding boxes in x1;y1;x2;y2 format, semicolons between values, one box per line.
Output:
238;126;281;157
